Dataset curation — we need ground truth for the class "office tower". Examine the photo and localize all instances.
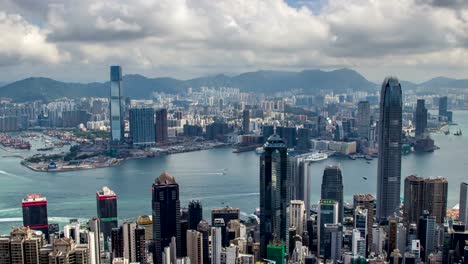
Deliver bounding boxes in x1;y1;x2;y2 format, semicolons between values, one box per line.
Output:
372;224;384;255
418;212;436;261
188;200;203;230
22;193;49;241
262;125;275;141
242;109;250;134
460;182;468;229
197;220;210;264
137;215;153;241
334;122;344;141
211;227;222;264
352;229;366;257
152;172;181;263
317;199;339;257
89;217;102;264
96;186;118;242
323;223;342;262
377;77;403;221
396;223;407;255
288;155;311;217
122;222;137;262
213;218;227;248
277;126;297;148
296;128;311;150
354;207;368;242
260;133;290;258
48;237;89;264
357;101;371;138
404;175;424;224
155;108;168;143
406;223;417;249
290;200;305;236
111;227;124;259
414;99;428;138
179;211;189;257
321;165;344;221
110;65;124;142
187;230;203;264
353;194;374;249
388;217;398;255
404;175;448;224
129;108;156;146
439;96;448;117
211;207;240;246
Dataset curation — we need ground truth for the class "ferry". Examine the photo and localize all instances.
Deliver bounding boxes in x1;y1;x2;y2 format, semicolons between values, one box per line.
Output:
255;147;264;154
304;152;328;162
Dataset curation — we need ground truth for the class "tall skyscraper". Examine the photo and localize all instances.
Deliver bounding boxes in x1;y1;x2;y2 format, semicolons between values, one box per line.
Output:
197;220;210;264
353;194;374;248
211;227;222;264
377;77;403;221
259;133;290;258
321;165;344;221
155;108;168;143
188;200;203;230
96;186;118;241
404;175;448;224
242;109;250;134
414;99;428;138
89;217;102;264
129;108;155;146
460;182;468;229
323;223;342;262
22;193;49;241
186;230;203;264
357;101;371;138
317;199;339;258
439;96;448;117
354;207;368;242
289;200;305;237
418;212;436;261
152;172;181;263
288;155;311;217
110;65;124;142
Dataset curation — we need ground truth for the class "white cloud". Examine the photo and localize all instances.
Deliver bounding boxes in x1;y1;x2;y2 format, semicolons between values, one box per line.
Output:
1;0;468;82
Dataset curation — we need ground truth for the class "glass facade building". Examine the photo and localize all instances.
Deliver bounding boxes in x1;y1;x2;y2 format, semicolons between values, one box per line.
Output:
22;194;49;241
129;108;155;146
96;186;118;241
110;66;124;142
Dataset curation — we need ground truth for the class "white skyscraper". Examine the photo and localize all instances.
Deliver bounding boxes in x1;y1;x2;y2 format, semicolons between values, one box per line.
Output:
290;200;305;236
187;230;203;264
122;222;137;262
352;229;366;257
89;217;102;264
211;227;222;264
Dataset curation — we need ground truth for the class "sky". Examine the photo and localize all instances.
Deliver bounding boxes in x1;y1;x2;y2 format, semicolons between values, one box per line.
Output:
1;0;468;83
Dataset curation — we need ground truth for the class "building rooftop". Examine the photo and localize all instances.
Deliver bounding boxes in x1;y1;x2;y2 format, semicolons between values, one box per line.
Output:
155;171;176;185
22;193;46;203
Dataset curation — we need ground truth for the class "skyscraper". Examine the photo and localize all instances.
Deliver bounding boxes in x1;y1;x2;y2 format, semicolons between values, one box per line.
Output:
197;220;210;264
110;66;124;142
404;175;424;224
321;165;344;221
96;186;118;241
418;212;436;261
186;230;203;264
317;199;339;258
460;182;468;229
211;227;222;264
129;108;155;146
353;194;374;249
414;99;428;138
22;194;49;241
89;217;102;264
357;101;371;138
439;96;448;117
260;133;290;258
152;172;181;263
289;200;305;237
377;77;402;221
155;108;168;143
242;109;250;134
188;200;203;230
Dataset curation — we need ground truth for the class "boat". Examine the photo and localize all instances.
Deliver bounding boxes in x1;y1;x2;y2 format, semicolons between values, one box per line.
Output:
348;155;357;160
454;129;462;136
304;152;328;162
364;155;373;160
255;147;264;154
363;177;368;180
444;129;450;135
37;147;54;151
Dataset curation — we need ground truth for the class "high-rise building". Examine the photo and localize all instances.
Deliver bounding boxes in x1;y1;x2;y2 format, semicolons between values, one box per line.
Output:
414;99;428;138
89;217;102;264
197;220;210;264
186;230;203;264
152;172;181;263
211;227;222;264
353;194;374;249
155;108;168;143
211;207;240;247
377;77;403;221
0;227;43;264
357;101;371;138
460;182;468;229
321;165;344;221
129;108;155;146
323;223;342;262
418;212;436;261
290;200;305;236
48;237;89;264
188;200;203;230
439;96;448;117
22;193;49;241
317;199;339;258
96;186;118;241
260;133;290;257
242;109;250;134
404;175;448;224
352;228;366;258
288;155;311;217
110;65;124;142
354;207;368;242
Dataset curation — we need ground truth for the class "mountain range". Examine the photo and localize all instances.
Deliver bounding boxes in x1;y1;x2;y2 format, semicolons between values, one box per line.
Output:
0;68;467;102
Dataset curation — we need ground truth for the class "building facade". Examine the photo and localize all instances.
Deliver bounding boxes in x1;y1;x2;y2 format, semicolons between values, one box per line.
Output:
129;108;155;146
110;66;124;142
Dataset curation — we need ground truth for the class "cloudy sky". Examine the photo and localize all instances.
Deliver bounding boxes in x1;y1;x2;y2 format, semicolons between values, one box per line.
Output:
1;0;468;83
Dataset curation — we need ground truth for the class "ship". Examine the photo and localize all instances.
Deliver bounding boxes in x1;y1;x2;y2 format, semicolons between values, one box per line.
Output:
304;152;328;162
454;129;462;136
255;147;264;154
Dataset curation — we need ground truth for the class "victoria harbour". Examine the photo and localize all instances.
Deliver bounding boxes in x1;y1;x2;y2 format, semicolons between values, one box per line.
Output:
0;111;467;234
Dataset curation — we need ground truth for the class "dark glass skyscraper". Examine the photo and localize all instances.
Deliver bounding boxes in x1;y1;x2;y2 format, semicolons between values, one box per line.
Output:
96;186;118;241
129;108;155;146
188;200;203;230
110;66;124;142
242;109;250;134
152;172;181;263
414;99;428;138
439;96;448;117
321;165;344;221
260;133;290;258
460;182;468;229
357;101;371;138
377;77;402;221
22;194;49;241
155;108;168;143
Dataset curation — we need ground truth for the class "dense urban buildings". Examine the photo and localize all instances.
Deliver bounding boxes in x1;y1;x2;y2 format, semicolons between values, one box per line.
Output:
129;107;156;146
377;77;403;221
110;65;124;143
259;133;290;259
96;186;118;241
